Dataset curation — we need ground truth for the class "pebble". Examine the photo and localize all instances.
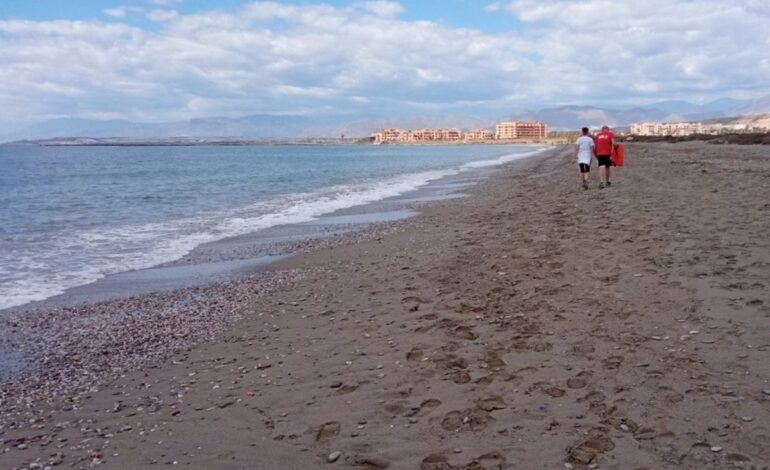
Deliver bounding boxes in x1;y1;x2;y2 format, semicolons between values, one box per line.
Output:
711;446;723;453
620;424;630;432
0;268;307;430
741;416;753;422
328;451;342;463
762;389;770;396
453;448;462;454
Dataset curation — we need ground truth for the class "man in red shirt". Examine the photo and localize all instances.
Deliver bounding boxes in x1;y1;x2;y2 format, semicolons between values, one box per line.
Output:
594;125;615;189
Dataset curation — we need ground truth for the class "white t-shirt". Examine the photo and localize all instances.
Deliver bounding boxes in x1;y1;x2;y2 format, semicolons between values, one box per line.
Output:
575;135;595;165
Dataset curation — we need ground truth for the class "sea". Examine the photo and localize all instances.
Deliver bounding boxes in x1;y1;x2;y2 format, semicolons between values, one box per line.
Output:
0;144;545;311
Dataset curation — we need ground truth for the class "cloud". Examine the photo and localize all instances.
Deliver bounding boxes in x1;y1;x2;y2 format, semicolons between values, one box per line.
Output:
353;1;405;18
0;0;768;127
146;9;180;22
148;0;183;5
103;7;128;18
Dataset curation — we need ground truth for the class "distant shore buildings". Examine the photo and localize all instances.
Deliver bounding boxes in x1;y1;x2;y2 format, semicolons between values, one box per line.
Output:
494;121;548;140
372;121;546;144
630;120;769;136
629;122;704;136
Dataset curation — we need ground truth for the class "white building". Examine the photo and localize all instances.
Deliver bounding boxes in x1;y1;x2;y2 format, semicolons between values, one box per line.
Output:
630;122;704;136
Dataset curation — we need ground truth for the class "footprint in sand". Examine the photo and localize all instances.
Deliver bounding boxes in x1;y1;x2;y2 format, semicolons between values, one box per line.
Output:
655;386;684;404
448;325;479;340
416;399;443;417
315;421;341;443
528;382;566;398
476;396;506;411
567;429;615;465
444;370;472;384
439;408;494;432
571;342;595;356
481;349;506;369
337;384;359;395
601;355;624;370
433;352;470;385
404;398;443;418
406;347;425;361
466;451;507;470
567;371;591;389
420;454;453;470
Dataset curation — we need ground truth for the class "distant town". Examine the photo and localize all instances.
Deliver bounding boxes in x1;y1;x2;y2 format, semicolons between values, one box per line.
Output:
370;116;770;144
371;121;549;144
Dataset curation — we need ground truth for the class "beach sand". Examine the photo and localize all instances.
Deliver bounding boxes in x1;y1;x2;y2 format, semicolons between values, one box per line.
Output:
1;142;769;469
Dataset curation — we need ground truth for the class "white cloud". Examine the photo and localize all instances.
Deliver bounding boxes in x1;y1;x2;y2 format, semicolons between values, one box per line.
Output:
103;7;128;18
148;0;183;5
0;0;768;127
104;6;145;19
146;9;180;22
352;1;405;18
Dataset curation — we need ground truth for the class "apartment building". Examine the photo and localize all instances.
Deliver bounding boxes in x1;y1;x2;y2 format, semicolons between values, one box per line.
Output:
630;122;705;136
373;128;470;143
464;129;495;141
494;121;548;140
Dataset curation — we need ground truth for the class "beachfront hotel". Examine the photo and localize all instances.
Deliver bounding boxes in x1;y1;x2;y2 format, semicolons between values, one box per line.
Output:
494;121;549;140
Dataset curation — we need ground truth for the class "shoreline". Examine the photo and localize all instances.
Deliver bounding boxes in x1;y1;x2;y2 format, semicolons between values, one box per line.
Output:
0;144;546;314
1;142;768;469
0;149;536;314
0;148;549;405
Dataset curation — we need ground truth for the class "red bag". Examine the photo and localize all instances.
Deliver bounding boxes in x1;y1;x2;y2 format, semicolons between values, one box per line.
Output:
611;143;625;167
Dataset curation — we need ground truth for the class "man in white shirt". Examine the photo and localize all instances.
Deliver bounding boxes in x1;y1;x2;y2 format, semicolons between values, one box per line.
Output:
574;127;595;190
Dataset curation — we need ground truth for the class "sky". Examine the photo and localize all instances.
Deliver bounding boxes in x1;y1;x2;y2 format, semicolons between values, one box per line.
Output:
1;0;769;127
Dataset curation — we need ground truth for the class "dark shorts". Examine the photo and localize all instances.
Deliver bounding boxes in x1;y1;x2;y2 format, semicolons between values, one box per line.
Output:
597;155;612;167
579;163;590;173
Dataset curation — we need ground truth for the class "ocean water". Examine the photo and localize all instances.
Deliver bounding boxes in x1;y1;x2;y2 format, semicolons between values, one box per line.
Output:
0;144;544;310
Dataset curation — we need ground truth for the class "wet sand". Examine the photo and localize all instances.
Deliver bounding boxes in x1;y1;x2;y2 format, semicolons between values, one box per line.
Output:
1;142;769;469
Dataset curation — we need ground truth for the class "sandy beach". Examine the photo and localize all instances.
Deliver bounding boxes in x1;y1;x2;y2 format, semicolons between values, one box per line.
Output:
1;142;769;469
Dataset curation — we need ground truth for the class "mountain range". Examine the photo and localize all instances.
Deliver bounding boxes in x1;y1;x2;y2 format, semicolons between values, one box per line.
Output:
4;95;769;143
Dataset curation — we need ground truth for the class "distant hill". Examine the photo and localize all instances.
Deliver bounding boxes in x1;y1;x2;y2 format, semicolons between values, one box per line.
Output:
507;95;770;130
703;113;770;127
3;95;769;142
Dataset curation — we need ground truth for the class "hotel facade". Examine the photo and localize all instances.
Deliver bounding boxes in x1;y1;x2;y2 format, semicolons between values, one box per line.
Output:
494;121;548;140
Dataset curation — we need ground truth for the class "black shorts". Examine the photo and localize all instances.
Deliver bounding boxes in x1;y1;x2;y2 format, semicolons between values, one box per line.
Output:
579;163;590;173
597;155;612;167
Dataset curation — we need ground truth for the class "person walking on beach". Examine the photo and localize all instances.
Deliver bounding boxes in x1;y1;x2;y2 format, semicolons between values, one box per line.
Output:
594;125;616;189
574;127;594;190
